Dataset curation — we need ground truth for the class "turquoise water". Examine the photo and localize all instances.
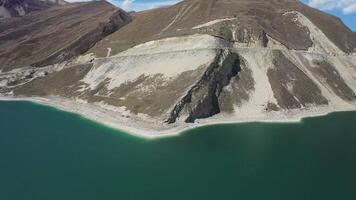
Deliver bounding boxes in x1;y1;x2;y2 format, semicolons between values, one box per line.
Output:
0;101;355;200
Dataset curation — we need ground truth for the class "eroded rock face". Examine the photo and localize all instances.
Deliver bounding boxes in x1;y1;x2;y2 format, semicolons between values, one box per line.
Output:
309;60;355;101
166;49;241;123
267;51;328;109
0;1;131;71
218;57;255;112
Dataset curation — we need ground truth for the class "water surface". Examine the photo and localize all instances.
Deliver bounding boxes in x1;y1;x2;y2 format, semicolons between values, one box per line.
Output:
0;101;355;200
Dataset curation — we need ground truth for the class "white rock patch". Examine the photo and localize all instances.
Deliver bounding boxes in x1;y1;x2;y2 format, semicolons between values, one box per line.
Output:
236;49;278;113
119;34;230;56
83;50;216;90
106;48;112;57
15;5;25;16
82;35;234;91
192;18;237;29
161;4;193;33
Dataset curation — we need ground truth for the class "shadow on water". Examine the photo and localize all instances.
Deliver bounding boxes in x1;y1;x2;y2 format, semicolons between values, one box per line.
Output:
0;101;355;200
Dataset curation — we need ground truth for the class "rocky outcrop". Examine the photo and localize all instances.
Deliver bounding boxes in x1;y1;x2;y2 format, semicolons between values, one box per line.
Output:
166;49;241;123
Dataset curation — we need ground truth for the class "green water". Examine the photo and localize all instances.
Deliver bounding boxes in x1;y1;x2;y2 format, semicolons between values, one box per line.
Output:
0;101;355;200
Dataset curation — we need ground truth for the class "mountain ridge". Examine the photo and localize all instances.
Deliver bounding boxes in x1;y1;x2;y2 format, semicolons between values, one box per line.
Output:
90;0;355;57
0;0;131;71
0;0;66;18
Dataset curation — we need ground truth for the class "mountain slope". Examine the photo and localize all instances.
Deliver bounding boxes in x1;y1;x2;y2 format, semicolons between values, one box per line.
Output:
0;1;131;71
0;0;355;136
90;0;356;56
0;0;65;18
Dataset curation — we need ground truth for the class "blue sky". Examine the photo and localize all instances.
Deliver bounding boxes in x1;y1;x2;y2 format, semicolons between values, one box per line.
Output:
110;0;181;11
69;0;356;31
302;0;356;31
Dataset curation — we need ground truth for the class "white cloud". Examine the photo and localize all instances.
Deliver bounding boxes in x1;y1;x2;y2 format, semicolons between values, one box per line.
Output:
111;0;181;11
121;0;134;10
307;0;356;14
65;0;181;11
65;0;92;2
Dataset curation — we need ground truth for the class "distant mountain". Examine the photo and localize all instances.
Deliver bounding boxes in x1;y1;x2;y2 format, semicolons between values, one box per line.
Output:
0;0;66;18
0;0;131;70
0;0;355;135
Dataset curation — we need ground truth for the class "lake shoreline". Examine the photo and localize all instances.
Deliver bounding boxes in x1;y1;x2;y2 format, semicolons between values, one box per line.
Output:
1;95;356;139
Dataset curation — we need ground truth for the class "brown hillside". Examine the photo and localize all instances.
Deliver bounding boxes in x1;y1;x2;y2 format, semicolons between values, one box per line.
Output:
90;0;356;57
0;1;131;71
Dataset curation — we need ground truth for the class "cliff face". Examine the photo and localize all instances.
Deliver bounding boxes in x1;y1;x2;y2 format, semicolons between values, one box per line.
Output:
0;1;131;71
166;49;241;123
0;0;355;132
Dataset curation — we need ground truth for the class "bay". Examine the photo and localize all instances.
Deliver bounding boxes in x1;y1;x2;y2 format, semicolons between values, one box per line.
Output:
0;101;355;200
